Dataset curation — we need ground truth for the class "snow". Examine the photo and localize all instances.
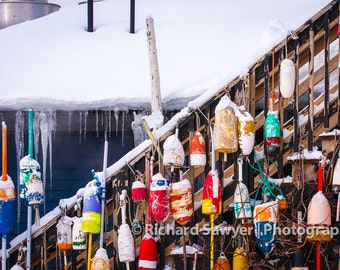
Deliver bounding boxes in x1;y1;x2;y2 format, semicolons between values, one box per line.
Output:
0;0;332;111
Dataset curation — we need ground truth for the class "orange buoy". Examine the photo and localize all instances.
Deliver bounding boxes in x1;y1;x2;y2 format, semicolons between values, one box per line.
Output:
170;178;193;226
214;252;231;270
190;131;206;167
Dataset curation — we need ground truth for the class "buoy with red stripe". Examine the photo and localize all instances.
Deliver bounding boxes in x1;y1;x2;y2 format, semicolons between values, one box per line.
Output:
202;169;222;215
279;58;295;99
138;233;157;270
190;131;206;167
264;111;281;149
236;106;255;156
214;95;238;155
150;173;170;223
253;201;278;258
170;178;193;226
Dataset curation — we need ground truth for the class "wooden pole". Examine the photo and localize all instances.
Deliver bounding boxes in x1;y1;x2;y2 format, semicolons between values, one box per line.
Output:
146;16;162;115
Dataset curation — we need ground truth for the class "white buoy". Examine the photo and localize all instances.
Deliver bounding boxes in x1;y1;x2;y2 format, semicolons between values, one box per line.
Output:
279;58;295;99
163;128;185;168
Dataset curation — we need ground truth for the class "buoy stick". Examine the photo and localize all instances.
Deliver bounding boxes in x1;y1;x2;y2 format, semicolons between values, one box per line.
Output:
27;109;34;270
2;121;7;181
99;140;108;249
63;250;68;270
147;157;154;233
210;214;215;270
87;234;93;270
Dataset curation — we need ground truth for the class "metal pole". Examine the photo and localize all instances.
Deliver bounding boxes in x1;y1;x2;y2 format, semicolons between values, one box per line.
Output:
87;0;93;32
2;235;6;270
99;140;108;248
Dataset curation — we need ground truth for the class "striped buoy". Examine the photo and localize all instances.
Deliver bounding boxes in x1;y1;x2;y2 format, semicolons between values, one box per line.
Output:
91;248;110;270
190;131;206;167
138;233;157;270
0;175;16;235
233;247;248;270
131;180;147;202
72;217;87;250
214;96;238;154
254;201;278;258
279;58;295;99
213;252;231;270
150;173;170;223
202;170;222;215
264;111;281;148
236;106;255;156
57;216;73;251
170;179;193;226
82;184;101;234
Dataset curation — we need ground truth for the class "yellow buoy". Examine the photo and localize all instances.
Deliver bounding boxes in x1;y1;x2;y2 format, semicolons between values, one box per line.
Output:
232;247;248;270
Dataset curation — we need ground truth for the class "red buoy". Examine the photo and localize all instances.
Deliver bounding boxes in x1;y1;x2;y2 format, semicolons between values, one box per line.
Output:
190;131;206;167
138;233;157;270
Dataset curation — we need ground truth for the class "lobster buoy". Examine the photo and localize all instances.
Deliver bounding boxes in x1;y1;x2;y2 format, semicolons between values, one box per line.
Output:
236;106;255;156
91;248;110;270
279;59;295;99
19;155;43;204
232;247;248;270
150;173;170;223
132;180;147;202
234;182;251;220
213;252;231;270
307;190;331;242
264;111;281;148
57;216;73;251
72;217;87;250
0;175;16;235
202;170;222;215
190;131;206;167
253;201;278;258
163;129;185;168
138;233;157;270
170;179;193;226
82;184;101;234
214;96;238;154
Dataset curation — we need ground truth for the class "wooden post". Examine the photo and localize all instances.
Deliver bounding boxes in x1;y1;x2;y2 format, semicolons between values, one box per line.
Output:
146;16;162;115
308;22;315;151
324;11;330;128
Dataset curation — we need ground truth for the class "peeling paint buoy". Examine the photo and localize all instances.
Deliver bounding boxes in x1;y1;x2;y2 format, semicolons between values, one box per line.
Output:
91;248;110;270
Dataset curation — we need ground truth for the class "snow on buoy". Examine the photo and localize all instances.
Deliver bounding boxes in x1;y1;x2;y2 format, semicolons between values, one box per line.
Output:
213;252;231;270
72;217;87;250
91;248;110;270
264;111;281;148
170;179;193;226
0;175;16;235
82;184;101;234
236;106;255;156
190;131;206;167
307;190;331;241
138;233;157;270
254;201;278;258
131;180;147;202
150;173;170;223
163;129;185;168
233;247;248;270
214;96;238;154
57;216;73;251
279;58;295;99
202;170;222;215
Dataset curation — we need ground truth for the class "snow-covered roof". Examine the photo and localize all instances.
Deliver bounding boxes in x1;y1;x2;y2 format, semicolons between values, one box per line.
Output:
0;0;332;111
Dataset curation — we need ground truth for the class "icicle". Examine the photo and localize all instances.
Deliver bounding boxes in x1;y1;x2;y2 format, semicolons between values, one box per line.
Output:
121;109;127;147
84;110;88;139
114;107;119;135
49;112;56;193
131;111;147;147
79;111;83;144
33;112;40;161
40;113;49;199
96;110;99;138
108;110;112;138
15;111;25;224
68;111;73;133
